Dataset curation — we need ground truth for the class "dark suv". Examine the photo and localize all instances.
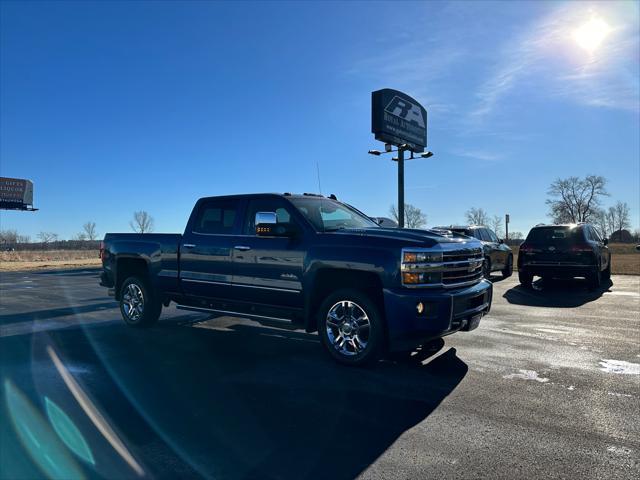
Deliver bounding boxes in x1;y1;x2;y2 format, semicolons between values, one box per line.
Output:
518;223;611;289
438;225;513;279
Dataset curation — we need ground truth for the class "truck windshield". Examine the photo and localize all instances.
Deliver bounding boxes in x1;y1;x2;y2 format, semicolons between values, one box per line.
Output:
288;197;380;232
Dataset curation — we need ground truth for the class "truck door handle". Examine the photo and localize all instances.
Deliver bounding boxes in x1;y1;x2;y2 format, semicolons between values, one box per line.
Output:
234;245;251;251
183;244;196;248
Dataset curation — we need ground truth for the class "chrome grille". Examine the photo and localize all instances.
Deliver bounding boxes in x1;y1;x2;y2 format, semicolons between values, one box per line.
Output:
442;248;483;287
401;246;484;288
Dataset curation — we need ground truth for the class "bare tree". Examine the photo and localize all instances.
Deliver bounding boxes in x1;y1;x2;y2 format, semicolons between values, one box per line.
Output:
466;207;490;226
609;201;631;237
592;208;614;239
74;232;88;241
489;214;504;237
37;232;59;245
390;204;427;229
0;230;18;246
546;175;608;223
83;221;98;240
130;211;154;233
509;231;525;240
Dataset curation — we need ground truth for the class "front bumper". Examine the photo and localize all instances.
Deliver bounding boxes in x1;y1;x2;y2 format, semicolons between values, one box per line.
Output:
383;279;492;352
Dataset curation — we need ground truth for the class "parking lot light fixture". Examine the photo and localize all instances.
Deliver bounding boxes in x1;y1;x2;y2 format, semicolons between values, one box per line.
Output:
420;151;434;159
368;150;382;156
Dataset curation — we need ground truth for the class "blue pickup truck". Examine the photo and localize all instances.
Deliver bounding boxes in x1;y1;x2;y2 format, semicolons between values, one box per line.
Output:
100;193;492;365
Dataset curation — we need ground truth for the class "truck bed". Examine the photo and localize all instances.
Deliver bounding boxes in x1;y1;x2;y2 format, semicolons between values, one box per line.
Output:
101;233;182;295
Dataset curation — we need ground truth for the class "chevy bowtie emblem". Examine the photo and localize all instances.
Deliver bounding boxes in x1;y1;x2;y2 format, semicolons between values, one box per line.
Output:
549;246;556;251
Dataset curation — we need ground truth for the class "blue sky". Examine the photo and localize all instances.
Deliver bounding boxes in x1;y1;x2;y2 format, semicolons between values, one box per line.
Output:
1;0;638;239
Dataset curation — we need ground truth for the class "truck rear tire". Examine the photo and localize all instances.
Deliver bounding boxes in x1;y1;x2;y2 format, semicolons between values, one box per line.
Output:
119;276;161;327
317;289;384;366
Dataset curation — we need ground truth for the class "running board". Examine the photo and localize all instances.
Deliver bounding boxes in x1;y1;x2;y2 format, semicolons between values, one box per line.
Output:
176;305;295;325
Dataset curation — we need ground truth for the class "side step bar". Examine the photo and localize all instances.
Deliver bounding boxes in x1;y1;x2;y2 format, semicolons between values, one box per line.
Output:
176;305;295;325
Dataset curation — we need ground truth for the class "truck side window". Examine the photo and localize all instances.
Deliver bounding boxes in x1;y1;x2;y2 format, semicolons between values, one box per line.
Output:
244;199;293;235
193;201;238;234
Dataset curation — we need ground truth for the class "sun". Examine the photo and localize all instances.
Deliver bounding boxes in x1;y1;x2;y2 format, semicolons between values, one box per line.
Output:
573;17;611;53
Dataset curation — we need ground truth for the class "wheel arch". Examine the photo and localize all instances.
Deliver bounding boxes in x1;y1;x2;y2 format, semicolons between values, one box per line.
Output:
304;268;384;333
114;256;151;300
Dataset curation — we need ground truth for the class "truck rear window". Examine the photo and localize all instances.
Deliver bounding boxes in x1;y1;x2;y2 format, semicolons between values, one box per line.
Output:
194;204;237;234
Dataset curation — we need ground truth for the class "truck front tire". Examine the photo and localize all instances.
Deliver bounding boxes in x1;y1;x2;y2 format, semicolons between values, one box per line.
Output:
317;289;384;366
119;276;161;327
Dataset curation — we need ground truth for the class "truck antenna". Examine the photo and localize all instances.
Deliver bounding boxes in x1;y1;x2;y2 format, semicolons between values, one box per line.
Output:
316;161;322;195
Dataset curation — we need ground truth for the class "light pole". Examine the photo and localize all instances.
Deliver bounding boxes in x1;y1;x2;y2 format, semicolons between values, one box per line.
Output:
397;145;406;228
368;146;433;228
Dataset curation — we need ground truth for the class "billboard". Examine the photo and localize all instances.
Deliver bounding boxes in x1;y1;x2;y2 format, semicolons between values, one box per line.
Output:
371;89;427;152
0;177;35;210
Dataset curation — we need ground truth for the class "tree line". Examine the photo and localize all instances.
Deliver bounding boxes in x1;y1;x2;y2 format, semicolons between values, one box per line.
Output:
388;174;635;242
1;179;637;249
1;211;156;250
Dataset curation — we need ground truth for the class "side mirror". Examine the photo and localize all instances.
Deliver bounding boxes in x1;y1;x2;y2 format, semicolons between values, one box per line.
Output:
499;239;504;244
603;238;608;245
255;211;295;237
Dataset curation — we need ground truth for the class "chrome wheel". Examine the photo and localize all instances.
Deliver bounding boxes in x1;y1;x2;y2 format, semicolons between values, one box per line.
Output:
122;283;144;322
325;300;370;356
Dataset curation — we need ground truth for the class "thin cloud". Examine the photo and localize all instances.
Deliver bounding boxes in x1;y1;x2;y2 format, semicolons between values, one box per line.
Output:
346;36;467;115
452;149;504;162
471;3;640;119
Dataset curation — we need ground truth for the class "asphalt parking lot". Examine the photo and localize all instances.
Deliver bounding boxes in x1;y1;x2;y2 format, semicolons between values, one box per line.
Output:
1;268;638;479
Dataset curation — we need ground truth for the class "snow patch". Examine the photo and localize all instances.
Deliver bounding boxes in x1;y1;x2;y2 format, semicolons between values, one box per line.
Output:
503;370;549;383
535;328;568;335
607;392;633;398
605;291;639;297
599;359;640;375
607;445;632;456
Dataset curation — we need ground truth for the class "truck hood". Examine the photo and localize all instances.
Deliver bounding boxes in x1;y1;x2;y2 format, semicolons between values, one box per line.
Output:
326;227;479;249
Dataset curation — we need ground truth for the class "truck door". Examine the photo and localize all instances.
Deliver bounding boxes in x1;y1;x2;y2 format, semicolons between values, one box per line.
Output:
233;197;305;310
180;198;242;301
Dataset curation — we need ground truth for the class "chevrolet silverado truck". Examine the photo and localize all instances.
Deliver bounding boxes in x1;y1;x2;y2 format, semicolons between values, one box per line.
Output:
100;193;492;366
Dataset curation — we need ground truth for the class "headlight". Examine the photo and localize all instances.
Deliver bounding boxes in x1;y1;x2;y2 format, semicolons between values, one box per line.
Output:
402;272;442;285
402;251;443;263
401;249;445;286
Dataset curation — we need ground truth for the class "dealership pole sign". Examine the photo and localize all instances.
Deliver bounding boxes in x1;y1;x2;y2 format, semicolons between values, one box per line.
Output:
0;177;37;211
371;89;427;153
370;89;429;228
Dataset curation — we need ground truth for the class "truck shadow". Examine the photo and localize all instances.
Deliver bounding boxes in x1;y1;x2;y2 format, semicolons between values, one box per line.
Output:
45;318;468;479
503;277;612;308
0;301;118;325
